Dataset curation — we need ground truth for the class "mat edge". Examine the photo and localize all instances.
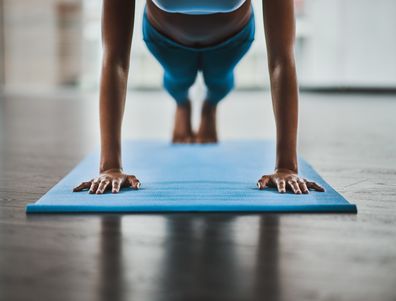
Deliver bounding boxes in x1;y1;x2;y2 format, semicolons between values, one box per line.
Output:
26;203;358;214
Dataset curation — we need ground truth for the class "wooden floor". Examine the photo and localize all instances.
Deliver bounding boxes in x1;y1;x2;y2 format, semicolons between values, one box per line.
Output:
0;90;395;301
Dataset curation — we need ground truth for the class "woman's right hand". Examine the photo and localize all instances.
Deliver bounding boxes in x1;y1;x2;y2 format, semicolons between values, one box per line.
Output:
73;168;141;194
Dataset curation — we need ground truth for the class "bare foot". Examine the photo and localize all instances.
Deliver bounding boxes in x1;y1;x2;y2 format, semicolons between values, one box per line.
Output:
195;101;218;143
172;100;194;143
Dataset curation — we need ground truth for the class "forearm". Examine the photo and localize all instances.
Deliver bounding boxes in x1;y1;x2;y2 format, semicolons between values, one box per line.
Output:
258;57;325;194
99;59;129;172
269;57;299;173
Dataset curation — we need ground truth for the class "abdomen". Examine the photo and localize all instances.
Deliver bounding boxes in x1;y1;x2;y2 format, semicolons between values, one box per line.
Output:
146;0;252;48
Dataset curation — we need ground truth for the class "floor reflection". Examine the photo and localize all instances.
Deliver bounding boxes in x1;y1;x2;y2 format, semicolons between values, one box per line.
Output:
98;214;280;301
99;216;124;301
158;216;240;300
254;216;280;300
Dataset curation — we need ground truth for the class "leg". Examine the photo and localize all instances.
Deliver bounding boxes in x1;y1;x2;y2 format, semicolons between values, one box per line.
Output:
196;10;255;143
162;65;197;143
195;99;218;143
142;11;199;143
197;40;254;143
172;99;194;143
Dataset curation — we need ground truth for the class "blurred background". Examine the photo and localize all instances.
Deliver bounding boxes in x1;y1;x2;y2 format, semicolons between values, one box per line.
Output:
1;0;396;94
0;0;396;148
1;0;396;148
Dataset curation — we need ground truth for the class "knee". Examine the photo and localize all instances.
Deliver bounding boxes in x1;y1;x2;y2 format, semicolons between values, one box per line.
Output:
163;72;197;104
204;73;235;104
164;72;196;89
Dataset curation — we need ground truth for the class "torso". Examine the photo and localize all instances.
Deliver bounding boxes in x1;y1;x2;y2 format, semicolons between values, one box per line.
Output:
151;0;247;15
146;0;252;48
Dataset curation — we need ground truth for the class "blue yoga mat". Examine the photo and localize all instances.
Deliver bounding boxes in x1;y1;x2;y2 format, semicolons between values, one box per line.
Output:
26;140;357;213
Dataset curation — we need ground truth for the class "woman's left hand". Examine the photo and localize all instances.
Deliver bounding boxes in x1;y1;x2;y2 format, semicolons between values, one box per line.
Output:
257;168;325;194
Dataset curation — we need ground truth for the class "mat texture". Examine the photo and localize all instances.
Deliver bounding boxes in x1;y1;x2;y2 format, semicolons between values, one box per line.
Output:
26;140;357;213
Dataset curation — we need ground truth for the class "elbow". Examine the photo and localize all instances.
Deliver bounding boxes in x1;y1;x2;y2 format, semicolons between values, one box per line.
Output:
102;49;131;73
268;52;296;75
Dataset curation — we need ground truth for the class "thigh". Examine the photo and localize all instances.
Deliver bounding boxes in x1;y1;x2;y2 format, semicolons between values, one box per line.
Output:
200;10;255;79
143;15;199;78
200;39;254;80
145;41;200;78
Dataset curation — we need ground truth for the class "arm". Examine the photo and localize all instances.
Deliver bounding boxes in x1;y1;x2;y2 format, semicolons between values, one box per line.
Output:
257;0;324;194
264;0;298;173
74;0;140;194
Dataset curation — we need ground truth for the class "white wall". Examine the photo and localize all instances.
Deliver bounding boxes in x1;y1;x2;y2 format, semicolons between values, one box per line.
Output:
299;0;396;88
2;0;81;92
3;0;58;91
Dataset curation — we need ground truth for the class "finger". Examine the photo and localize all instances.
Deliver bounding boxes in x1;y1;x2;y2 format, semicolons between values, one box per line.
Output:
112;179;121;193
298;180;309;194
288;180;302;194
96;179;110;194
257;176;270;190
89;180;99;194
276;179;286;193
73;181;91;192
127;175;141;190
307;181;325;192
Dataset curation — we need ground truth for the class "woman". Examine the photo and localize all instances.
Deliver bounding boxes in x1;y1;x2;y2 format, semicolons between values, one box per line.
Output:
73;0;325;195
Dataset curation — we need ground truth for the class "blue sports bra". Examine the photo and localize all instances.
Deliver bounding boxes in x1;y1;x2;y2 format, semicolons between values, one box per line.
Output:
151;0;247;15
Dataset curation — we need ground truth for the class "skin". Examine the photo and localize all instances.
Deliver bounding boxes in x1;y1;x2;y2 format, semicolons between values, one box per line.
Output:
195;100;218;143
171;100;194;144
73;0;324;195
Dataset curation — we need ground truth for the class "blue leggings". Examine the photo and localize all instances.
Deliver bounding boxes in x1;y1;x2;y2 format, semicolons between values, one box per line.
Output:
142;7;255;105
